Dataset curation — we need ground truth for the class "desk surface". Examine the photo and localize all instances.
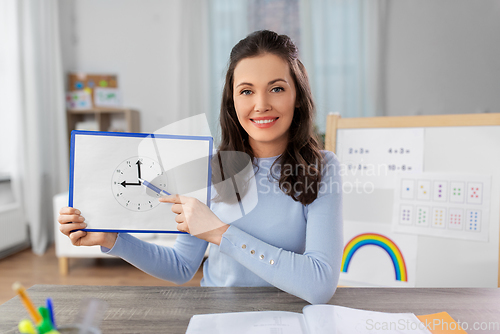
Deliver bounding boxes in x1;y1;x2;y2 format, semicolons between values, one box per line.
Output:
1;285;499;333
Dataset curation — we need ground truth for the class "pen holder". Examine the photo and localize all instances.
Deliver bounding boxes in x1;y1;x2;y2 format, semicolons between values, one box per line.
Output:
55;324;101;334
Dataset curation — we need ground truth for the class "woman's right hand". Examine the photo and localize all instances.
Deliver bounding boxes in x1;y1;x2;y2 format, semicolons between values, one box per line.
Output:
58;207;117;249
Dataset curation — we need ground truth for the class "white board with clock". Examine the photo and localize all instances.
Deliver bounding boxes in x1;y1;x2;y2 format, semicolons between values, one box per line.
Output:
69;130;213;233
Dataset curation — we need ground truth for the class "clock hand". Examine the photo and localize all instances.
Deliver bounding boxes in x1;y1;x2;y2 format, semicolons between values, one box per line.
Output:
120;180;142;187
136;160;143;179
138;177;171;196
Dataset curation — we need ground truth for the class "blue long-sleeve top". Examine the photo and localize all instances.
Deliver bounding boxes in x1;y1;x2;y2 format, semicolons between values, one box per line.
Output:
102;150;343;304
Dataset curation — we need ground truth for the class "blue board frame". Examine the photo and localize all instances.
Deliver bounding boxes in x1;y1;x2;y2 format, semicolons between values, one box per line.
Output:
69;130;213;234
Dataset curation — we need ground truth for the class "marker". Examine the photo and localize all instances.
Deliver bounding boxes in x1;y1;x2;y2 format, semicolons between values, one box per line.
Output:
12;282;42;324
37;306;55;334
46;298;56;328
138;177;171;196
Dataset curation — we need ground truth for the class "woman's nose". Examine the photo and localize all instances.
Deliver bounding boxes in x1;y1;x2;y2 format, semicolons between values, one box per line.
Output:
254;94;271;112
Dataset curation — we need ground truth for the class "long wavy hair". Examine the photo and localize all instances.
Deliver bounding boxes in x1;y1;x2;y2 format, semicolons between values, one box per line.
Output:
212;30;323;206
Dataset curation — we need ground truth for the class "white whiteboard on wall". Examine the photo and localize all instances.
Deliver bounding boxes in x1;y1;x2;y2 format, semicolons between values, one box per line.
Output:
337;125;500;288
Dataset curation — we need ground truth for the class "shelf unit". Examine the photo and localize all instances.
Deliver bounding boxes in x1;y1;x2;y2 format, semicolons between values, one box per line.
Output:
66;107;140;139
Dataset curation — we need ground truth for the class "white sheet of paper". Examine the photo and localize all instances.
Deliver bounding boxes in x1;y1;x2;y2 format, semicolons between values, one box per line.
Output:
93;87;121;107
186;311;307;334
66;90;92;110
70;131;212;232
185;306;431;334
303;305;431;334
336;128;425;189
339;221;418;287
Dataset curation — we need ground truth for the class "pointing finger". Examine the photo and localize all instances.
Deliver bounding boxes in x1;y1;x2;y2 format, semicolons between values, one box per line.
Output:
159;194;182;204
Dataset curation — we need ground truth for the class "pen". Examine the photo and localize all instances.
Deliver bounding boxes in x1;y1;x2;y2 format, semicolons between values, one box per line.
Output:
138;177;171;196
47;298;56;328
12;282;42;324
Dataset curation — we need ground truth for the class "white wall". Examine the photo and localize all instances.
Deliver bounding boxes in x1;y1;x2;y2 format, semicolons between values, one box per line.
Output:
59;0;500;130
58;0;185;133
385;0;500;116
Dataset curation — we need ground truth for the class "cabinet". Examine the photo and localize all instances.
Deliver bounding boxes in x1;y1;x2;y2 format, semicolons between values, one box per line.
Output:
0;174;27;259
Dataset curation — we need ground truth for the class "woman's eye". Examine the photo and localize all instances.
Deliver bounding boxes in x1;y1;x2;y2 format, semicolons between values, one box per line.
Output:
271;87;284;93
241;89;252;95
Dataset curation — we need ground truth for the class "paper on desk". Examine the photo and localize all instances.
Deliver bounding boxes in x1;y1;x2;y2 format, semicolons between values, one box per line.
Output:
186;311;308;334
416;312;467;334
303;305;432;334
186;306;433;334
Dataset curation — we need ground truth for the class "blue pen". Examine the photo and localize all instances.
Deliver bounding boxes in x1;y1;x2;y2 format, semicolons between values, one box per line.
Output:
138;178;171;196
46;298;56;328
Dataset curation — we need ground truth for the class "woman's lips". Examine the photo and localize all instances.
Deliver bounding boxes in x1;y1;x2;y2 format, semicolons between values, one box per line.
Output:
250;117;279;128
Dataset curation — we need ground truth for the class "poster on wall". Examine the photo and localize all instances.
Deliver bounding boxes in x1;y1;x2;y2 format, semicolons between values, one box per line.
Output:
339;221;418;287
336;128;425;189
94;87;122;107
392;172;491;242
67;73;119;108
66;90;92;110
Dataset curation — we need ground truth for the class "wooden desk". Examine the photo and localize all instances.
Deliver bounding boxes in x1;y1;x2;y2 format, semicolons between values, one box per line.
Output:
1;285;499;333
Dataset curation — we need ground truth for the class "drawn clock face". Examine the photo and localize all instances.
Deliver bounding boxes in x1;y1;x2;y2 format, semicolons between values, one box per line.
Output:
111;156;166;211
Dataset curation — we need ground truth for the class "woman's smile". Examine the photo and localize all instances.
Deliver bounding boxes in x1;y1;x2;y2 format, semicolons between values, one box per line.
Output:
250;116;279;128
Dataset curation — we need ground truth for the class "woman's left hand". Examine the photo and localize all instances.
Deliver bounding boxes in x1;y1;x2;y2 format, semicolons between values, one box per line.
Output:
159;194;229;245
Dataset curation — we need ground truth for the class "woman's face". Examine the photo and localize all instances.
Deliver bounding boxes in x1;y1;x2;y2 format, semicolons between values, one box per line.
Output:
233;53;297;157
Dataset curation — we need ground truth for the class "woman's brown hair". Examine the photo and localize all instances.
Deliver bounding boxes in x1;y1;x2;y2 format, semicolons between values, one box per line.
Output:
213;30;323;206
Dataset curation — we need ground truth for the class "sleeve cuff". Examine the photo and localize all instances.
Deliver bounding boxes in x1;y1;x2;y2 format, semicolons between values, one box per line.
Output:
100;233;128;255
219;225;281;267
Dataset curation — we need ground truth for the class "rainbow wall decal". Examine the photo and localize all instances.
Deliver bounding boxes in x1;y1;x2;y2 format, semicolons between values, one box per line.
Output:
341;233;408;282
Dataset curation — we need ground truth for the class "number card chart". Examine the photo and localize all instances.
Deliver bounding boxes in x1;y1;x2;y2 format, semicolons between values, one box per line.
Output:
336;128;424;189
69;130;213;233
392;173;491;242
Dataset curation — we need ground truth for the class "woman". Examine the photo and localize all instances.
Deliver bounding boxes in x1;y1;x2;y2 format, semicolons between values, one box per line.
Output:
59;30;343;304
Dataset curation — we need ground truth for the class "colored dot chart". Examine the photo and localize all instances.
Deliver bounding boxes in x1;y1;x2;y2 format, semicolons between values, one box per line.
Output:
392;173;491;242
